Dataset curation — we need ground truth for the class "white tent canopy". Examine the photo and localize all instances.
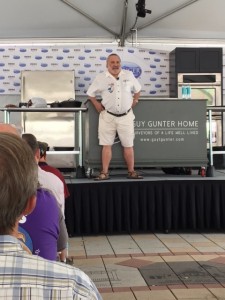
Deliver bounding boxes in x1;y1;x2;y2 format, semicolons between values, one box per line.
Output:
1;0;225;45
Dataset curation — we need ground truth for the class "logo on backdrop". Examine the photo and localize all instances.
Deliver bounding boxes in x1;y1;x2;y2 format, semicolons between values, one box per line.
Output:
121;61;142;78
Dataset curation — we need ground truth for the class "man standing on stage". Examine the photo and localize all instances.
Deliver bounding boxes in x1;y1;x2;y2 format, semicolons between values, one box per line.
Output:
87;53;143;181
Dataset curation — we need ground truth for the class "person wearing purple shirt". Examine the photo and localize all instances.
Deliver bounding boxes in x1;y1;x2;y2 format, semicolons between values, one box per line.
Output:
19;188;60;260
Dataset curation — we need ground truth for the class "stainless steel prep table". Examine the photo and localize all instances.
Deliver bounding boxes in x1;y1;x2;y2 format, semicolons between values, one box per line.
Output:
1;107;87;168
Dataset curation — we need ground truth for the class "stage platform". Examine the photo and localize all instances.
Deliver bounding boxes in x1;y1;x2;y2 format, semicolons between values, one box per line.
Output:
65;168;225;237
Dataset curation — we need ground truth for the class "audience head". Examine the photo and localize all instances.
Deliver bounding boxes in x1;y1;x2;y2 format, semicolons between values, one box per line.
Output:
0;123;20;135
38;141;49;159
22;133;40;161
0;133;38;234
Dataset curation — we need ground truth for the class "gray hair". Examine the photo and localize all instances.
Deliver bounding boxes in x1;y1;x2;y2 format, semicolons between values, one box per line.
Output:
22;133;39;154
106;53;121;64
0;133;38;234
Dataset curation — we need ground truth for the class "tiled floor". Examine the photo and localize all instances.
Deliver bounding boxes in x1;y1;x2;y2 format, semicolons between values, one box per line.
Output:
68;233;225;300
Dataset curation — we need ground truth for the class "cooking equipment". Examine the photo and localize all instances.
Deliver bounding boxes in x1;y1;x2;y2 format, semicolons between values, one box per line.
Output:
53;147;74;151
177;73;223;146
50;99;82;108
177;73;222;106
50;102;60;108
20;70;81;169
60;99;82;108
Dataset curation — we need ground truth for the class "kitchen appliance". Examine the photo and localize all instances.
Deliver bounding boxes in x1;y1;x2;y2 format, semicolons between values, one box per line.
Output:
177;73;223;146
21;70;75;102
20;70;78;169
50;99;82;108
59;99;82;108
177;73;222;106
53;147;74;151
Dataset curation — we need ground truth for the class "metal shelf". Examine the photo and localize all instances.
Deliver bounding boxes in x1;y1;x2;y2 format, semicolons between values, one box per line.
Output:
0;107;87;167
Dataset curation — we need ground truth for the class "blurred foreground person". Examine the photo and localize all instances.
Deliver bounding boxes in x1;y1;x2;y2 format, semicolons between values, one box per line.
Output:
0;132;102;299
22;133;68;263
19;188;60;260
0;123;60;260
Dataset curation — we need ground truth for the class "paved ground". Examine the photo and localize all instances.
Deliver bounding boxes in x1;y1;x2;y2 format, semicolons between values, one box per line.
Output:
67;233;225;299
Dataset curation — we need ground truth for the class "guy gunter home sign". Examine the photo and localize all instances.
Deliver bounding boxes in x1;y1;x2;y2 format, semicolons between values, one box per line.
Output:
133;99;207;167
84;99;207;169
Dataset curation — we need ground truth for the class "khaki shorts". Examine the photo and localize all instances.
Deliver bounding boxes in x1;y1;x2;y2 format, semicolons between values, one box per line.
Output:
98;110;135;147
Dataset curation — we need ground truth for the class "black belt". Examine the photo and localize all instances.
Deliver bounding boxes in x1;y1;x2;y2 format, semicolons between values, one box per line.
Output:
106;108;131;117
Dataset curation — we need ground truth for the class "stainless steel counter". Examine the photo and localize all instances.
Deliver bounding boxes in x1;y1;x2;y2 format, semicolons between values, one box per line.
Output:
1;107;87;121
0;107;87;168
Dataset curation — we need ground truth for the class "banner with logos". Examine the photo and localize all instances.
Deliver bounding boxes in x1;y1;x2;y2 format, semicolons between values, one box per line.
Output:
0;45;170;97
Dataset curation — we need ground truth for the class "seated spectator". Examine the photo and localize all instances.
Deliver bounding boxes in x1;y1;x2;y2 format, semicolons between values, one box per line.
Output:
0;132;101;299
22;134;65;215
0;124;62;261
38;141;70;199
22;133;68;263
19;188;60;260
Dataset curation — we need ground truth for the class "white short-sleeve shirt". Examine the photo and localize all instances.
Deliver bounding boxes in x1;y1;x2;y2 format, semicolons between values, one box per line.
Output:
87;69;141;114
